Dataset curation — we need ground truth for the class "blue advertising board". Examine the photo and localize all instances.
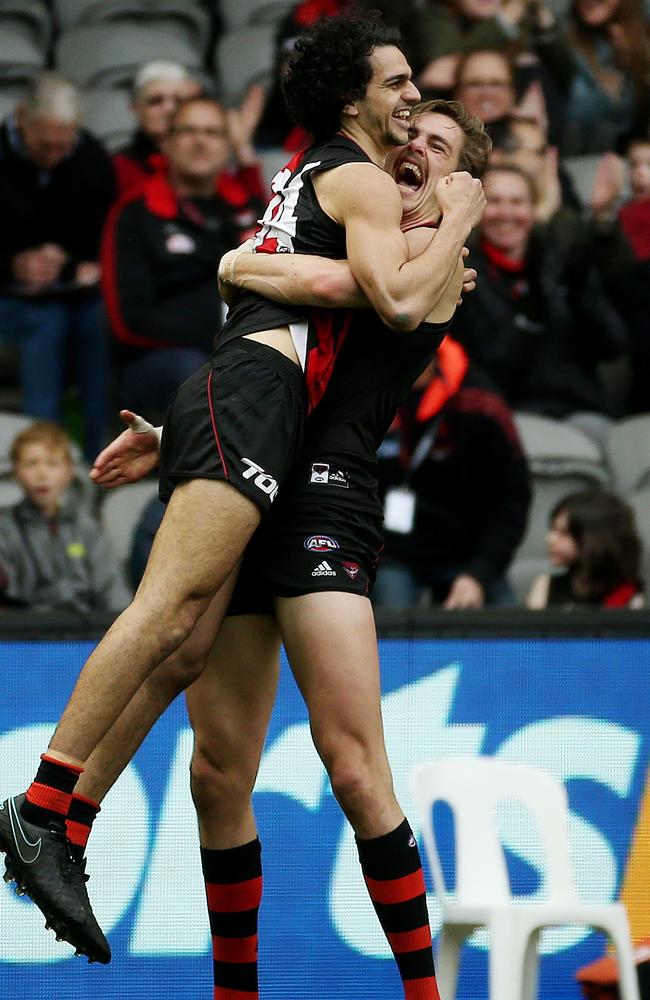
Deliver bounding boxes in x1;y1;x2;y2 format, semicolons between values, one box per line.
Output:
0;636;648;999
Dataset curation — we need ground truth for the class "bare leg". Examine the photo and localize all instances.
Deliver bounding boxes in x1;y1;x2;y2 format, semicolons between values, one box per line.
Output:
186;614;281;848
74;571;239;804
276;591;439;999
275;591;402;838
186;615;280;1000
48;479;260;766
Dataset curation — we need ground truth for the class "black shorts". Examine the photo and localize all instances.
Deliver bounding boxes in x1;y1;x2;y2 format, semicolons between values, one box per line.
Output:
227;501;384;615
159;339;305;514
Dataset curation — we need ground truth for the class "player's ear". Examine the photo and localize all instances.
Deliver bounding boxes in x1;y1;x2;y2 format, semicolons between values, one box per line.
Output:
342;101;360;118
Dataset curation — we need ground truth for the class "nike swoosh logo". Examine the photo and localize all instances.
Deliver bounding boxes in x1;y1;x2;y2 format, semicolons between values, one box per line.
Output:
8;799;41;864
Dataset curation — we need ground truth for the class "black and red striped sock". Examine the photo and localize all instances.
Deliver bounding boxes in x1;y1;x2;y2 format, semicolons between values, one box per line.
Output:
357;819;441;1000
66;794;100;863
21;754;83;830
201;838;262;1000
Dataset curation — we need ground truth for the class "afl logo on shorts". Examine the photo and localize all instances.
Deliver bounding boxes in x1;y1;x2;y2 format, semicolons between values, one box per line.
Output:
304;534;339;553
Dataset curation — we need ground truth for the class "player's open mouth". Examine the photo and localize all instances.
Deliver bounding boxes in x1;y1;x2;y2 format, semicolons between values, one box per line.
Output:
394;157;424;192
392;108;411;129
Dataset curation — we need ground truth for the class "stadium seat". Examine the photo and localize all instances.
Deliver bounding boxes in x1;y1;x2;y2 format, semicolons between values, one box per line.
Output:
51;0;99;28
507;555;550;605
219;0;294;32
627;489;650;593
0;0;50;52
0;88;18;121
0;477;22;506
259;147;289;188
0;22;44;74
514;413;609;558
605;414;650;496
99;480;160;571
411;757;641;1000
215;24;275;104
62;0;210;51
82;87;135;150
56;22;202;88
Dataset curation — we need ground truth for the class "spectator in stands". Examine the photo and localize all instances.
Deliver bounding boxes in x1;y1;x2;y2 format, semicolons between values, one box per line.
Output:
114;59;267;208
527;489;644;608
451;165;628;444
535;0;650;155
493;116;579;219
113;60;203;197
0;72;114;461
453;49;551;149
606;139;650;409
411;0;568;91
373;337;531;609
102;97;264;422
0;422;129;613
494;118;636;314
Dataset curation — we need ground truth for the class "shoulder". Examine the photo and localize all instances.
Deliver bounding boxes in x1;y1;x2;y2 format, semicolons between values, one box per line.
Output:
316;161;401;219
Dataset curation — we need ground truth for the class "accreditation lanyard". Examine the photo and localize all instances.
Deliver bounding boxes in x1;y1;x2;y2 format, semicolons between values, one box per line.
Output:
383;415;443;535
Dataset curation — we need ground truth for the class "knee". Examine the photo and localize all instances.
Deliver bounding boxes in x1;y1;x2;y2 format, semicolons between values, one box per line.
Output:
190;743;254;817
319;736;392;816
151;646;206;697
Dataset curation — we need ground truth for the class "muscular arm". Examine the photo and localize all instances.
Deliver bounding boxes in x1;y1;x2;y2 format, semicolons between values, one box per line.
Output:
316;162;484;330
227;227;468;324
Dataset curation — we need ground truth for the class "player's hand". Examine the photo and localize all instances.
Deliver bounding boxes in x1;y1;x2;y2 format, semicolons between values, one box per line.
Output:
435;172;487;230
443;573;485;609
218;239;255;305
90;410;160;488
459;246;477;302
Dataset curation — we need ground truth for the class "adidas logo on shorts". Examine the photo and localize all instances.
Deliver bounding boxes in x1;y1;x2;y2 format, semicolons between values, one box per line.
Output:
312;561;336;577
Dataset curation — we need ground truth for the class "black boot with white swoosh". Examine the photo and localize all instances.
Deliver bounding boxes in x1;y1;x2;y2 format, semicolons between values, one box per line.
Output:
0;793;111;964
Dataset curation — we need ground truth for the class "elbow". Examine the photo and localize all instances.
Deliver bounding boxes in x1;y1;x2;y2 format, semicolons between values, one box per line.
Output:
380;307;419;333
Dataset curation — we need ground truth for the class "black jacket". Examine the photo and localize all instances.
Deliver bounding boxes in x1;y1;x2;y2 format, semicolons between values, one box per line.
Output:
101;168;243;359
0;116;115;289
378;345;531;587
451;232;628;417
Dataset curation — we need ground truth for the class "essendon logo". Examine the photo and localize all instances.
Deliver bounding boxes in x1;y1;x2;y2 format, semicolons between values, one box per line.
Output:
343;562;360;580
304;535;339;553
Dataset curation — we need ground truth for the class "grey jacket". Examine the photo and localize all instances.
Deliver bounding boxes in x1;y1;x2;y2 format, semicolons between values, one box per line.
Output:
0;498;130;613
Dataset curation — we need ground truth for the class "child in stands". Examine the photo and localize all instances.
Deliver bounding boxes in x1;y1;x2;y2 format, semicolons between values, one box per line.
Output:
0;421;129;612
527;489;644;608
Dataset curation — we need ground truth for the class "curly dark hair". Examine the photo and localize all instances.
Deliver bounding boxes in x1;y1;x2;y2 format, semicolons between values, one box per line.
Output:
551;490;642;600
282;10;403;143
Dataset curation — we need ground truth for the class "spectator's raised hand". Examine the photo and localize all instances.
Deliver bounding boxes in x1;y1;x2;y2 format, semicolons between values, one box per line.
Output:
227;84;266;167
536;146;562;222
90;410;160;488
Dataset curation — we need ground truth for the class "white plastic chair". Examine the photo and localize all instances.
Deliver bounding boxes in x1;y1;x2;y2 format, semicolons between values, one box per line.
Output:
411;757;641;1000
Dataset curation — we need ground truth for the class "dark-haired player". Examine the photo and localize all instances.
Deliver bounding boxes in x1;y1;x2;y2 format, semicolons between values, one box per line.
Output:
0;12;483;965
55;103;489;998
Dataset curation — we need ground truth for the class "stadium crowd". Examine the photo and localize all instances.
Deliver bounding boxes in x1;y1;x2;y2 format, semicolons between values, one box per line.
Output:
0;0;648;612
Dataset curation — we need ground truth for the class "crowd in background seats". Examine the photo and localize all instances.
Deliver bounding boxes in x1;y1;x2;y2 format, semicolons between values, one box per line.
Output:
0;0;648;612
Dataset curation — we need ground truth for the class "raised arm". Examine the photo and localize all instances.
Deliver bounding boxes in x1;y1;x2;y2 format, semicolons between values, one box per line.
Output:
316;162;485;330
